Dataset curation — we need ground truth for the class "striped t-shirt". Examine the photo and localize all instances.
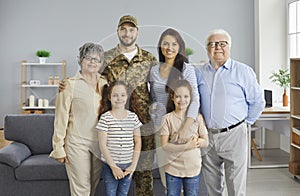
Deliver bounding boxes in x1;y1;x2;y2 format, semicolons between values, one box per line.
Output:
96;110;142;164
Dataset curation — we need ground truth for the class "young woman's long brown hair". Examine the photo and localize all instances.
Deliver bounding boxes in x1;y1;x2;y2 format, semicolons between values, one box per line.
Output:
157;28;189;92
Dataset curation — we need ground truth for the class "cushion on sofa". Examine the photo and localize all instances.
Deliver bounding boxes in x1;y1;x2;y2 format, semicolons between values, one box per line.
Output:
0;142;31;168
4;114;55;155
15;154;68;181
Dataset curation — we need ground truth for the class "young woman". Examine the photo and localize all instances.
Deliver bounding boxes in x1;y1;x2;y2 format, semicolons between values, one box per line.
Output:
149;28;200;187
96;81;142;196
160;79;209;196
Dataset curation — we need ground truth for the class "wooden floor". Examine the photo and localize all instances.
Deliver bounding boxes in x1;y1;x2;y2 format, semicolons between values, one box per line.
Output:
247;148;300;195
1;133;299;195
250;148;290;167
246;168;300;196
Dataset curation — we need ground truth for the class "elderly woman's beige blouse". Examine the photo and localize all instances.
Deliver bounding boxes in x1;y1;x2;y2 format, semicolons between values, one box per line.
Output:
50;71;107;159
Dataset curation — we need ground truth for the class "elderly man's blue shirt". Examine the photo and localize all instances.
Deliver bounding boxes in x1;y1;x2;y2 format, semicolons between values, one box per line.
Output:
196;58;265;129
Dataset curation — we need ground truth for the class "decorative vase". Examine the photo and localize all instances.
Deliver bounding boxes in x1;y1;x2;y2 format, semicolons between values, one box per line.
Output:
282;89;288;106
39;57;47;64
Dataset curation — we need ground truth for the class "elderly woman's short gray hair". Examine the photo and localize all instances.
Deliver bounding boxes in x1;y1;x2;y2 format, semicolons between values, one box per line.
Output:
78;43;104;65
205;29;232;48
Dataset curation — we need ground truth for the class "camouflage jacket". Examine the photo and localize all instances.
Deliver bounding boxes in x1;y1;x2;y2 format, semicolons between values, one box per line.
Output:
102;45;158;124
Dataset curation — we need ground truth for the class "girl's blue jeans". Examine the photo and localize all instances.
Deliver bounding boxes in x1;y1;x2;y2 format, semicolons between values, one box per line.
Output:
166;172;200;196
101;162;132;196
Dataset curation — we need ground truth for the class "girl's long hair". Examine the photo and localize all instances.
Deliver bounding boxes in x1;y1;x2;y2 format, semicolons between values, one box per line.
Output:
98;80;130;118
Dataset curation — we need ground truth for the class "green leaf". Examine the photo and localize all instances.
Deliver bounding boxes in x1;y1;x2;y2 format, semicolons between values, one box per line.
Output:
185;47;194;56
269;68;290;89
35;50;50;57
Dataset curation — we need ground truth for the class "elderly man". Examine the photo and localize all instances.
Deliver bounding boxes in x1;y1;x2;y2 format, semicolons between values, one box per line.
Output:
196;29;265;196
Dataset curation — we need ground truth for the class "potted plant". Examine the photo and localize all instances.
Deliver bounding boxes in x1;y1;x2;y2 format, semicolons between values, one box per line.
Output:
185;47;194;56
269;68;290;106
185;47;194;62
36;50;50;64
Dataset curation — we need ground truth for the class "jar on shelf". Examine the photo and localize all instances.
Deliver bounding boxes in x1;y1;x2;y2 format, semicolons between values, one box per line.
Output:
53;75;60;85
48;75;53;85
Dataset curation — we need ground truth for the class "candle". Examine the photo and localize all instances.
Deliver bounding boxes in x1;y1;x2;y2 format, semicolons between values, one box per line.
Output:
43;99;49;107
38;99;43;107
29;95;35;107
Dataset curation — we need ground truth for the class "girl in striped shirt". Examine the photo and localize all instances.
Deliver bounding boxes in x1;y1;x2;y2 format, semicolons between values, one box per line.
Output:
96;81;142;196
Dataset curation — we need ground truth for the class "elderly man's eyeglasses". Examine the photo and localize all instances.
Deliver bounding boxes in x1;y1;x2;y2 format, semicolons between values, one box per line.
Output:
207;41;229;48
84;56;101;63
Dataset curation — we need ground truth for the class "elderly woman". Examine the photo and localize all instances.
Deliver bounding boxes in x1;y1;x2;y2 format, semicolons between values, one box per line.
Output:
50;43;107;195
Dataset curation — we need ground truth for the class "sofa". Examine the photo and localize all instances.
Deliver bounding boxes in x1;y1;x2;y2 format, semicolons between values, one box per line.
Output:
0;114;206;196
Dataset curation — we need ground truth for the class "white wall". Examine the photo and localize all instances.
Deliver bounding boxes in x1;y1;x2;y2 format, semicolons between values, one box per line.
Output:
255;0;288;102
255;0;289;152
0;0;255;128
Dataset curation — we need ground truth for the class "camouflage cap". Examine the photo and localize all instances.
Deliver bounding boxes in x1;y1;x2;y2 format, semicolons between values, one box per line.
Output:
118;15;138;27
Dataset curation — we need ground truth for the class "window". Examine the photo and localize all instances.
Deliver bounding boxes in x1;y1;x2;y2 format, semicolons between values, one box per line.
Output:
288;0;300;58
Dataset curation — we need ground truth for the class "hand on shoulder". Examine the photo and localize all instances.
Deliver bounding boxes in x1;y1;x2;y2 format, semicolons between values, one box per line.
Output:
58;77;70;93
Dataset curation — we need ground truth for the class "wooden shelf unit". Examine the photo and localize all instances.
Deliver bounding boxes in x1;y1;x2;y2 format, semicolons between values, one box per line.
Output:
20;60;66;114
289;58;300;177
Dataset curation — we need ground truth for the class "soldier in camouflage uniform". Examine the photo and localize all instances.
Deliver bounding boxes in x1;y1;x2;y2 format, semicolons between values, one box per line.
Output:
101;15;158;196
